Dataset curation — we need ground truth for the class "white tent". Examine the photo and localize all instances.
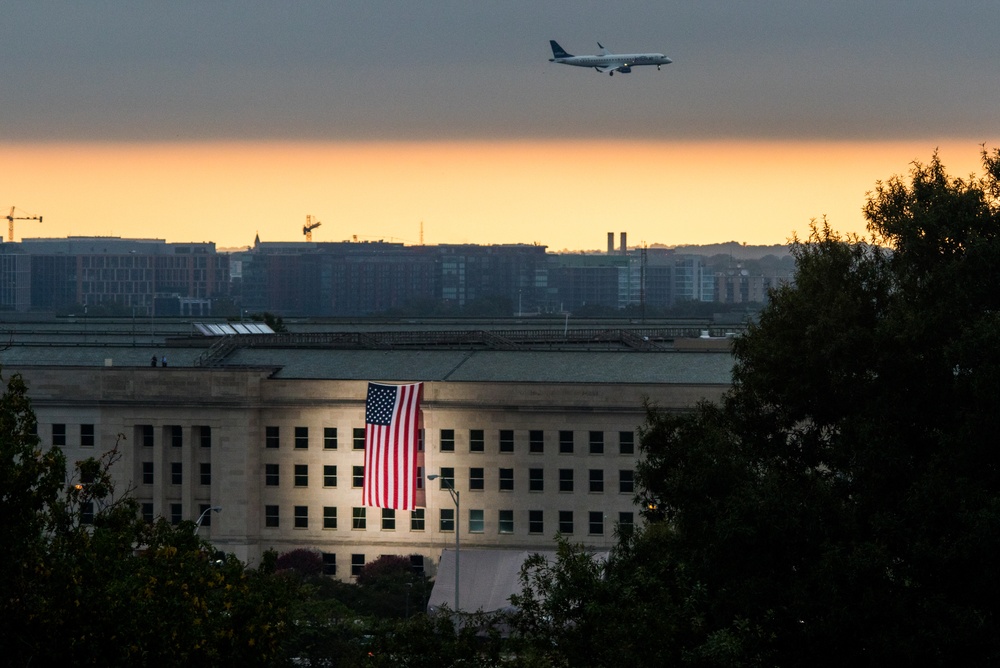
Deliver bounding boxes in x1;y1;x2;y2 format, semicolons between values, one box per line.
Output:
427;548;555;614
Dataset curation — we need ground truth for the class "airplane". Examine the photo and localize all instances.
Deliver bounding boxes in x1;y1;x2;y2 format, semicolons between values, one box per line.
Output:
549;40;672;76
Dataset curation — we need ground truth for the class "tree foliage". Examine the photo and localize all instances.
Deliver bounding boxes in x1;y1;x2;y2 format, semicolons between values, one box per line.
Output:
511;149;1000;665
275;547;324;578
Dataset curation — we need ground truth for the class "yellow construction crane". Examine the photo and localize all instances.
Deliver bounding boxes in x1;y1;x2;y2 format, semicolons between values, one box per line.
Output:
6;206;43;242
303;214;321;241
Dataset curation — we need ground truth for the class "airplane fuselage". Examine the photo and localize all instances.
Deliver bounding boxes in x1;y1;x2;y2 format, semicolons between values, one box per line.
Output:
548;41;672;75
550;53;671;68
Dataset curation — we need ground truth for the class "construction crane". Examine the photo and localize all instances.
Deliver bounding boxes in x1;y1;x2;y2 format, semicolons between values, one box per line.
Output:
6;206;43;242
303;215;321;241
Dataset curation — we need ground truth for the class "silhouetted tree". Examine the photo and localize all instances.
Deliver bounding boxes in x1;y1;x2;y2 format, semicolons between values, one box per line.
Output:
510;149;1000;666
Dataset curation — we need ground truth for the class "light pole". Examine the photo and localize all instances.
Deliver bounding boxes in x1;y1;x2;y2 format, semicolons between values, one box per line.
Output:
195;505;222;536
427;474;459;612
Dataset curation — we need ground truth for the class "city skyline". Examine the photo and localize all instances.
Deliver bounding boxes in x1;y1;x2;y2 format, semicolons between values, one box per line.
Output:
3;3;999;249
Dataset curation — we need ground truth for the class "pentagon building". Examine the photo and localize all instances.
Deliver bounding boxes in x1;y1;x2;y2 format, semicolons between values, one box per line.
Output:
2;318;734;581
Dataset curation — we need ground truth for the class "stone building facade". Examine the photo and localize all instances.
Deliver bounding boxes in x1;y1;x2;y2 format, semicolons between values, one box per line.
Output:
9;328;733;582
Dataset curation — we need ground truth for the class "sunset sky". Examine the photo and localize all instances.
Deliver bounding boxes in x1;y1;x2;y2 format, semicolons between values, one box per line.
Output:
3;2;999;250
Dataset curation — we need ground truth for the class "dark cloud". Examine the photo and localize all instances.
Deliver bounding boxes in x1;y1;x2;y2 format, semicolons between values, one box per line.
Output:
4;1;999;142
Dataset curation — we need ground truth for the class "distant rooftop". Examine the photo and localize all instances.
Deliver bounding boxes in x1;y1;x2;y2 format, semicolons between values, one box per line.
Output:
10;237;215;254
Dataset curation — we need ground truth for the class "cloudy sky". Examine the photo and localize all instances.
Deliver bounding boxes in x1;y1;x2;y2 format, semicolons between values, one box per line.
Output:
3;2;999;249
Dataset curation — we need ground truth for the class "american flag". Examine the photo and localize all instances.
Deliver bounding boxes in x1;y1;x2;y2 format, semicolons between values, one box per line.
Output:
363;382;423;510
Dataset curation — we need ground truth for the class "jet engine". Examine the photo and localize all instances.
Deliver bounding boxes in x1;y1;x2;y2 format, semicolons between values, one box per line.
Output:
614;65;632;75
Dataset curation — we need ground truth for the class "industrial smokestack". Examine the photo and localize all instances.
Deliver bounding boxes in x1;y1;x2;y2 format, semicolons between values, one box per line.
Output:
607;232;614;254
620;232;627;255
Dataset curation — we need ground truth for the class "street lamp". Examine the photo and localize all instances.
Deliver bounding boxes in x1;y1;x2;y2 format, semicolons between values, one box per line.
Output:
427;473;459;612
195;505;222;536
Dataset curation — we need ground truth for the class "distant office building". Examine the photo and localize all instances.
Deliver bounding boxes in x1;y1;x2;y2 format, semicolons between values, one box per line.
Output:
716;268;788;304
1;234;787;316
241;241;548;317
673;255;714;303
0;253;32;312
0;237;228;315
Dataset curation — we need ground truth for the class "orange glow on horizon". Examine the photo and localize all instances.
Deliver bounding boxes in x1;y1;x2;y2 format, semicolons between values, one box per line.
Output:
1;139;993;251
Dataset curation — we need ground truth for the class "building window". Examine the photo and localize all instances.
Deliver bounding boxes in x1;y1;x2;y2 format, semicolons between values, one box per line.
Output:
142;461;154;485
323;506;337;529
53;423;66;447
265;463;279;486
529;429;544;453
469;509;484;533
324;427;337;450
589;431;604;454
80;424;95;447
589;511;604;535
352;465;364;488
499;468;514;491
141;502;154;523
469;467;484;491
200;462;211;486
294;505;308;529
498;509;514;534
529;468;544;492
294;464;308;487
294;426;308;449
410;555;425;575
619;431;635;455
439;467;454;490
352;507;367;530
559;430;574;454
171;462;182;485
351;554;365;577
529;510;544;534
199;426;211;448
411;508;425;531
323;465;337;488
137;424;153;448
559;468;574;492
382;508;396;531
81;501;94;525
171;503;183;526
558;510;573;534
440;429;455;452
499;429;514;453
353;428;365;450
618;511;634;535
439;508;454;532
265;426;280;449
199;504;214;527
265;505;279;527
589;469;604;493
469;429;484;453
170;425;183;448
322;552;336;575
619;470;634;494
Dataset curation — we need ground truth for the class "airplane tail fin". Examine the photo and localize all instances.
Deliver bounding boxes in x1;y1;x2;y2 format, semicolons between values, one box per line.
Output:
549;40;573;59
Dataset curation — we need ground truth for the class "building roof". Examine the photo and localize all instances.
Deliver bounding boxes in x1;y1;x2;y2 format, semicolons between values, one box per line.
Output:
0;318;736;385
220;348;733;383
